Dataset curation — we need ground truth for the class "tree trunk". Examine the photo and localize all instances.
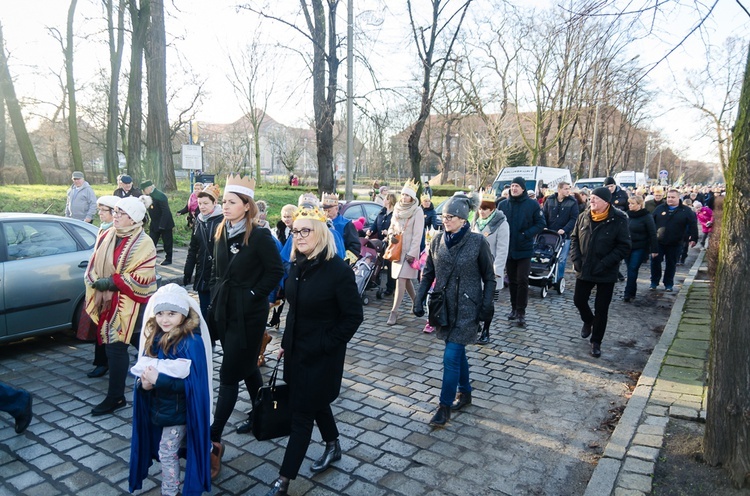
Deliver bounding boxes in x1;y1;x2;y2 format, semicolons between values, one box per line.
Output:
65;0;83;173
0;71;5;173
0;24;44;184
105;0;126;182
145;0;175;190
305;0;337;194
126;0;149;181
704;46;750;489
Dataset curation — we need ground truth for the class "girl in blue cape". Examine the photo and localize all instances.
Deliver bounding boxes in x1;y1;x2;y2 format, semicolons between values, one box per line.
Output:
129;284;213;496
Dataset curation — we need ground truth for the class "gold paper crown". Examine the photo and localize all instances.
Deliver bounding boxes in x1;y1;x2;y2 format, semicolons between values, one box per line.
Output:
402;179;420;196
481;189;495;204
225;174;256;199
420;193;432;202
202;184;221;201
293;205;328;223
321;192;339;206
298;192;320;207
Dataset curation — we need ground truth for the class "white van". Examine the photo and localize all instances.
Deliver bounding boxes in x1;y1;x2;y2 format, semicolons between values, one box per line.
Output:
492;166;572;195
614;171;648;189
574;177;607;190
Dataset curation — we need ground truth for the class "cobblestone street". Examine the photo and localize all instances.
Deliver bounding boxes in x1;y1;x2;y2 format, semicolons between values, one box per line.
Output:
0;247;701;495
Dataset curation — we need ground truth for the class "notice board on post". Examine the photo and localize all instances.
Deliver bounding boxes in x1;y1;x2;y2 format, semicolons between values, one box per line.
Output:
182;144;203;170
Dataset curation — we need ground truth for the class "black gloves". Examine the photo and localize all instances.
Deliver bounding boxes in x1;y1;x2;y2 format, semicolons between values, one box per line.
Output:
413;301;425;318
478;304;494;323
92;277;115;292
183;274;192;286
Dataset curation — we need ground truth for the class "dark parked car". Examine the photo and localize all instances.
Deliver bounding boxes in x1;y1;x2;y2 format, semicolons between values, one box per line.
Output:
0;214;99;343
339;200;383;231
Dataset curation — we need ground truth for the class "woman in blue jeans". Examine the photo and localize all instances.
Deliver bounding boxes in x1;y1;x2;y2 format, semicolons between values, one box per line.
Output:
414;193;496;427
624;195;658;302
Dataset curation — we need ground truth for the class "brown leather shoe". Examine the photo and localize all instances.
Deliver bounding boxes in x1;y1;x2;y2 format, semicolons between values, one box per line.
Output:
211;441;224;479
258;331;272;367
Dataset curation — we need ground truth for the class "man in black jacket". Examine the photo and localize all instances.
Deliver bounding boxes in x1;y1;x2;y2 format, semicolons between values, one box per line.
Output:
497;176;546;327
604;176;629;212
571;187;631;357
542;181;578;285
141;180;175;265
650;189;699;291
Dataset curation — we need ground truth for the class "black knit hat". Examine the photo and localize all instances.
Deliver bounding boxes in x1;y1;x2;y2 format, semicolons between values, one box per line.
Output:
603;176;616;186
591;186;612;203
511;176;527;190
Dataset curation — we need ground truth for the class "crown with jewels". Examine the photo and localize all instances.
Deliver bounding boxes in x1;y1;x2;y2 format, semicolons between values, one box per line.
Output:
293;205;328;223
225;174;256;199
481;189;496;204
321;192;339;207
420;193;432;202
298;192;320;207
401;179;420;198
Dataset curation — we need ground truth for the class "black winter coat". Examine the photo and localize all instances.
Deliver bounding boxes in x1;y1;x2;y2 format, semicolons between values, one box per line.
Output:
627;209;658;253
370;207;393;240
282;252;363;411
571;207;631;283
542;195;578;237
422;203;439;230
184;210;223;292
147;189;175;232
497;192;546;259
211;225;284;382
652;204;699;247
611;186;630;212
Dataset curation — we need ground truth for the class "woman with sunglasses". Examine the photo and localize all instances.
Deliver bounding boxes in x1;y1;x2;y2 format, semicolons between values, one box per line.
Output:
265;205;363;496
208;175;284;478
84;196;157;416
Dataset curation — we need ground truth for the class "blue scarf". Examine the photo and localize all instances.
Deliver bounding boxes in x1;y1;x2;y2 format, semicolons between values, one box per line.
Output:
445;221;470;249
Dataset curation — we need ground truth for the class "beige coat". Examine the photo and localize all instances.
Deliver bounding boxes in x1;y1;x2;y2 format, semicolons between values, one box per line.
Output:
389;208;425;279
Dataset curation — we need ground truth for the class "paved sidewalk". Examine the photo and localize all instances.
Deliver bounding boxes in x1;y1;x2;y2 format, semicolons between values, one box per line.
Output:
585;251;710;496
0;246;701;495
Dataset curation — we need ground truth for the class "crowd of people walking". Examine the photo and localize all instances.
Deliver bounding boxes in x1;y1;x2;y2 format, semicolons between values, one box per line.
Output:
4;172;716;496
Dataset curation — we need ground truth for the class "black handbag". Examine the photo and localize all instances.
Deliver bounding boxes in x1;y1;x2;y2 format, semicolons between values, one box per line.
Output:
252;358;292;441
428;290;448;328
426;237;464;329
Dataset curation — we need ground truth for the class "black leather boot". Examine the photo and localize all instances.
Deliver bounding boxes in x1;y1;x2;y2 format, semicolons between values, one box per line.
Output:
505;308;518;320
477;327;489;344
311;439;341;473
237;414;253;434
516;311;526;327
264;477;289;496
429;404;450;427
451;391;472;411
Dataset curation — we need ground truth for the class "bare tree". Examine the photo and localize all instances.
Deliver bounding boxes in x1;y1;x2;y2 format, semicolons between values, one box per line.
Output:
65;0;84;172
405;0;473;184
268;130;303;174
0;23;44;184
228;34;275;184
144;0;175;189
675;36;745;176
126;0;149;181
705;45;750;489
104;0;127;181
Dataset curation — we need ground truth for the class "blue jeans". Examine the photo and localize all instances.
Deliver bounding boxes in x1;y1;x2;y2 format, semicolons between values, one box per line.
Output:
651;244;680;288
557;239;571;283
439;342;471;406
624;248;648;298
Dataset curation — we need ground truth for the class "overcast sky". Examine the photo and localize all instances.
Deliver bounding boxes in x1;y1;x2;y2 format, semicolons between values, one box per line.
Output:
2;0;749;164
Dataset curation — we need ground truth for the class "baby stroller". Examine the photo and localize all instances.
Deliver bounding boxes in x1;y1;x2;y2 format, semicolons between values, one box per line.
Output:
353;237;386;305
529;229;566;298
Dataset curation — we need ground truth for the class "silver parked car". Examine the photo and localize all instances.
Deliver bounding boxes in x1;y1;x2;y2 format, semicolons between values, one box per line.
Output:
0;213;99;343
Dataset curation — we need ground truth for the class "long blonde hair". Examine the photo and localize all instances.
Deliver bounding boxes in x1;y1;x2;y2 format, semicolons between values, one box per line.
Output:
214;192;258;245
143;308;201;357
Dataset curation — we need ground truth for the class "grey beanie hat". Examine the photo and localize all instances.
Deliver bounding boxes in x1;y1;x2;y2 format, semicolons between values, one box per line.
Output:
443;192;480;220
